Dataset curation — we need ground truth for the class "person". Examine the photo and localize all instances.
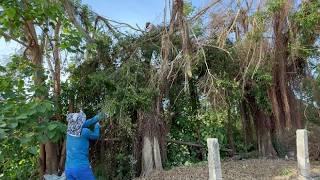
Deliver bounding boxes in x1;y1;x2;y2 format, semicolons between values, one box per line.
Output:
65;111;105;180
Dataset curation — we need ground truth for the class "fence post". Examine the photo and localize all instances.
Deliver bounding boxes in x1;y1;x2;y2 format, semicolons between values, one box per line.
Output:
296;129;310;180
207;138;222;180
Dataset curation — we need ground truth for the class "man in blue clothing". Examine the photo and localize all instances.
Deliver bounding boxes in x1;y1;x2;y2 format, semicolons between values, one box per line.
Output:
65;111;105;180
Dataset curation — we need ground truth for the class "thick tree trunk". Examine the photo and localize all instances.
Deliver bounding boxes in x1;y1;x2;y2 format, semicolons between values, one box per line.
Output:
247;92;277;157
28;37;59;176
39;144;46;178
268;86;283;135
24;16;60;177
141;135;163;176
275;35;292;129
239;100;253;146
58;141;66;174
253;109;277;157
45;142;59;174
141;136;154;176
138;105;165;176
268;1;302;149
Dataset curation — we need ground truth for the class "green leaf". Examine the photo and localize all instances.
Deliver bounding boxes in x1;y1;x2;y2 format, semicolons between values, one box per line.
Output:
28;147;37;155
48;123;58;131
16;114;28;120
0;129;7;139
26;132;34;138
38;134;49;143
6;8;16;18
48;131;56;139
0;122;6;128
9;122;18;129
20;137;31;144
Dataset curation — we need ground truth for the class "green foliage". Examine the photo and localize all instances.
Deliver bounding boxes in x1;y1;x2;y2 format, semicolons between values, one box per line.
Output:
0;56;66;178
1;0;319;179
247;11;268;42
249;68;273;113
266;0;286;13
60;23;86;53
183;1;195;17
293;1;320;56
102;59;156;118
0;0;64;40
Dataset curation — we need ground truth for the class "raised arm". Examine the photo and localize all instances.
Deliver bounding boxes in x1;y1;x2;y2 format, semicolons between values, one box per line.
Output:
82;115;100;128
81;123;100;140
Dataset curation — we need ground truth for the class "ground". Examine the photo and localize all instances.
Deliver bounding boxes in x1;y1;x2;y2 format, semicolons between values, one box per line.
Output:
136;159;320;180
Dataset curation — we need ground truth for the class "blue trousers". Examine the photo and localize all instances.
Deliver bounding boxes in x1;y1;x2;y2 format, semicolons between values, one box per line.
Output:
65;166;95;180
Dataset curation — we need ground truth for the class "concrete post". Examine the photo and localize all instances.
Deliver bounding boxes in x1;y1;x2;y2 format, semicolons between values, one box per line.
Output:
207;138;222;180
296;129;311;180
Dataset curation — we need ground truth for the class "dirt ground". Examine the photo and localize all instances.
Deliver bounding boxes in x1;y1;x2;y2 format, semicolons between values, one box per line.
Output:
136;159;320;180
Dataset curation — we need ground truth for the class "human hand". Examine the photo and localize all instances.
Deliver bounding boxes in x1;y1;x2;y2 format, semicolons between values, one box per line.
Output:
97;112;108;121
95;122;101;128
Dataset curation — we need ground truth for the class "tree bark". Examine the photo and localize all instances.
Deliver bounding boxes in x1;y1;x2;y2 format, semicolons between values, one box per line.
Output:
239;99;253;146
53;20;62;115
45;142;59;174
268;86;283;135
226;105;236;156
23;4;59;175
268;1;302;142
247;92;276;157
58;141;66;174
274;16;292;130
138;106;165;176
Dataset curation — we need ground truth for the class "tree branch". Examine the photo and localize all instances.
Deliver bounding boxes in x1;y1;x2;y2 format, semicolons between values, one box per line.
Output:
189;0;221;22
166;138;204;148
0;32;28;47
63;0;94;43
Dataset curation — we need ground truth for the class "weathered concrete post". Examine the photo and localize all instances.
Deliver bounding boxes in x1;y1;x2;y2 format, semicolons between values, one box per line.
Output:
207;138;222;180
296;129;311;180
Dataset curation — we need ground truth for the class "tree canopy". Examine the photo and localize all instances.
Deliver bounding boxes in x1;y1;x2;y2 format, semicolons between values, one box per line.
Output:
0;0;320;179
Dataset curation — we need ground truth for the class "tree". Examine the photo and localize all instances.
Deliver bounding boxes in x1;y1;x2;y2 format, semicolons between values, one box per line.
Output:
0;0;69;176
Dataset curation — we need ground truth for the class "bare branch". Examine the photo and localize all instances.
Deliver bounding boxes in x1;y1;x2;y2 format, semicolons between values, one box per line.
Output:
189;0;221;22
0;32;28;47
63;0;94;43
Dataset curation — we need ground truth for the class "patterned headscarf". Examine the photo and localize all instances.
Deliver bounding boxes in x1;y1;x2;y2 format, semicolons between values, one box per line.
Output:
66;111;86;137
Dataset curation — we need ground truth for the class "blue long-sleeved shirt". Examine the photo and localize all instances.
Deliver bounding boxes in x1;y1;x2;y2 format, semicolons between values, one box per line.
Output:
65;115;101;168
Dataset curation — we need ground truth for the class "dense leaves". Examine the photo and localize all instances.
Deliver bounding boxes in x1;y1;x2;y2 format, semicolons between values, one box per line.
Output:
1;0;320;179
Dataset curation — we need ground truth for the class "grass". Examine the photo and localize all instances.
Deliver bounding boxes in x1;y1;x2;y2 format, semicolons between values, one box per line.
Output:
279;168;294;176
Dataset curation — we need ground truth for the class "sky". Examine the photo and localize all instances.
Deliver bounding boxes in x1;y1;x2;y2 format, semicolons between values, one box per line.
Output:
0;0;211;65
82;0;211;27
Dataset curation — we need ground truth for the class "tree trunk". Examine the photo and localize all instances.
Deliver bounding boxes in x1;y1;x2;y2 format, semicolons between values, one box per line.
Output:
141;136;154;176
138;105;165;176
24;14;59;177
239;99;253;146
268;86;284;133
58;141;66;174
226;105;236;156
45;142;59;174
247;92;276;157
189;78;204;159
267;1;302;154
253;108;277;157
274;22;292;130
39;144;46;178
53;20;62;115
53;20;66;175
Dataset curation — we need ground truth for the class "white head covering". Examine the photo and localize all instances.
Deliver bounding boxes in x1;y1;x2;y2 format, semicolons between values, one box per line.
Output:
66;111;86;137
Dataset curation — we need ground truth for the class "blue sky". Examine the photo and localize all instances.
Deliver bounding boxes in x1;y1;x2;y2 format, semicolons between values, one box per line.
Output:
0;0;211;65
82;0;210;27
